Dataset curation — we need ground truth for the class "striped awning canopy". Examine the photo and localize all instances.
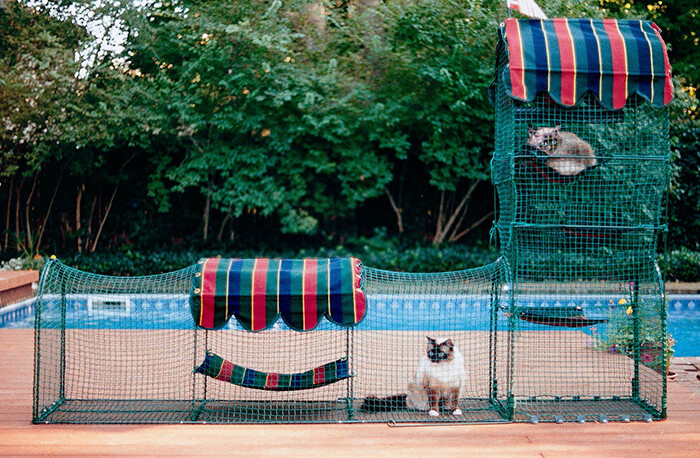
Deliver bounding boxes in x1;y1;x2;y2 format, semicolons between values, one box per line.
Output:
190;257;366;331
498;18;673;110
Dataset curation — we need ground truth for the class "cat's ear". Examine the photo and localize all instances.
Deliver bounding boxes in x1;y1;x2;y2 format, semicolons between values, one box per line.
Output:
425;337;435;353
445;339;453;348
554;125;561;133
527;122;534;135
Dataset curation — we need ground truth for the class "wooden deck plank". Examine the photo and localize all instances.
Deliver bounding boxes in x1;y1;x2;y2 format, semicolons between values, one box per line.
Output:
3;329;699;456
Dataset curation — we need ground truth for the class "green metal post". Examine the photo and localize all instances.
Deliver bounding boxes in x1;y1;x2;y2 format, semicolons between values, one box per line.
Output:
660;282;668;418
631;280;640;400
489;270;500;401
346;328;354;421
59;279;67;402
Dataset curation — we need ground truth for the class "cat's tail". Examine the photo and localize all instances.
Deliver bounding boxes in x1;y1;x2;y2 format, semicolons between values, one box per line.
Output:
359;394;407;413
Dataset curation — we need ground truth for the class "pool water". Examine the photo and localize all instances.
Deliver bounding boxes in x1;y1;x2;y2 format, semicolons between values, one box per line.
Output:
667;295;699;358
2;294;697;356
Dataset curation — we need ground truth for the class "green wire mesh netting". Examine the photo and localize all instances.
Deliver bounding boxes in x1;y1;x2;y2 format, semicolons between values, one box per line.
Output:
33;19;672;425
491;20;671;422
33;259;507;424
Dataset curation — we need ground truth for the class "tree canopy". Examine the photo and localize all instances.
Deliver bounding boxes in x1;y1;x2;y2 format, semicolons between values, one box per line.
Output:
0;0;697;264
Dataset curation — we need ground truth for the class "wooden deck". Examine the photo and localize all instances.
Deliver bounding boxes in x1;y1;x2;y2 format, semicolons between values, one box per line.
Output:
3;329;699;456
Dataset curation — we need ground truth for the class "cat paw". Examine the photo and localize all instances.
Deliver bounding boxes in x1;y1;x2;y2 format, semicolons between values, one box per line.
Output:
452;409;463;416
428;409;440;417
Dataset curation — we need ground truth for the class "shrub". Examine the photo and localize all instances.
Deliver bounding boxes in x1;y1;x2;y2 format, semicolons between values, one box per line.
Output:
659;247;700;282
59;238;498;277
57;244;700;282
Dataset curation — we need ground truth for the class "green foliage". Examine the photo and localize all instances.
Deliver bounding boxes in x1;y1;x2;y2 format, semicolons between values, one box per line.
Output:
599;0;700;87
337;228;499;272
280;209;318;235
373;0;497;189
593;294;674;374
0;2;83;177
667;81;700;250
125;0;392;228
62;233;499;276
0;0;697;264
659;247;700;281
596;0;700;252
52;242;700;280
65;249;206;276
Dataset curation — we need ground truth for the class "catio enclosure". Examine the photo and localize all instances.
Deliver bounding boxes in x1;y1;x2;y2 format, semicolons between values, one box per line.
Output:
491;18;673;423
33;18;673;425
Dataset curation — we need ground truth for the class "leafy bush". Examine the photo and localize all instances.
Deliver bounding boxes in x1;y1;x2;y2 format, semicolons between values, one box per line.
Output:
60;233;498;277
659;247;700;282
342;229;498;272
57;241;699;282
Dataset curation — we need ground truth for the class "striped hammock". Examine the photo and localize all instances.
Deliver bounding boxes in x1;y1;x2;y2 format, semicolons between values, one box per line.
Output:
190;257;366;331
194;351;350;391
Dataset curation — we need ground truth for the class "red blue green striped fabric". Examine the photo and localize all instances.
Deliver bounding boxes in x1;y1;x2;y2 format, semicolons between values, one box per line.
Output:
500;18;673;110
190;258;365;331
194;351;350;391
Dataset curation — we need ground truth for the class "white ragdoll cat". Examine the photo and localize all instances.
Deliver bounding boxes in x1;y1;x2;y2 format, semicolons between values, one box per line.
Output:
360;337;466;417
406;337;465;417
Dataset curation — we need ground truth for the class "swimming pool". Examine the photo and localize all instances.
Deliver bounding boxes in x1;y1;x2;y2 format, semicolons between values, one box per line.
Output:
667;295;699;357
2;294;697;356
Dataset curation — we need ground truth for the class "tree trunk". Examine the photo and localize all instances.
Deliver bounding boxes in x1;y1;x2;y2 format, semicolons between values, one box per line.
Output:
59;212;71;248
306;2;326;35
87;152;136;253
85;194;97;250
435;191;447;244
35;174;62;254
432;181;479;246
202;191;211;241
76;185;83;254
90;183;119;253
3;175;13;250
355;0;381;12
217;208;232;241
14;177;24;251
449;211;494;243
384;187;404;233
24;173;38;253
15;177;24;252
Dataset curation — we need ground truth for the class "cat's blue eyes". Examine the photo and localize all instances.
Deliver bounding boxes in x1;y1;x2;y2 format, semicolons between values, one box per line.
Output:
429;349;449;361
